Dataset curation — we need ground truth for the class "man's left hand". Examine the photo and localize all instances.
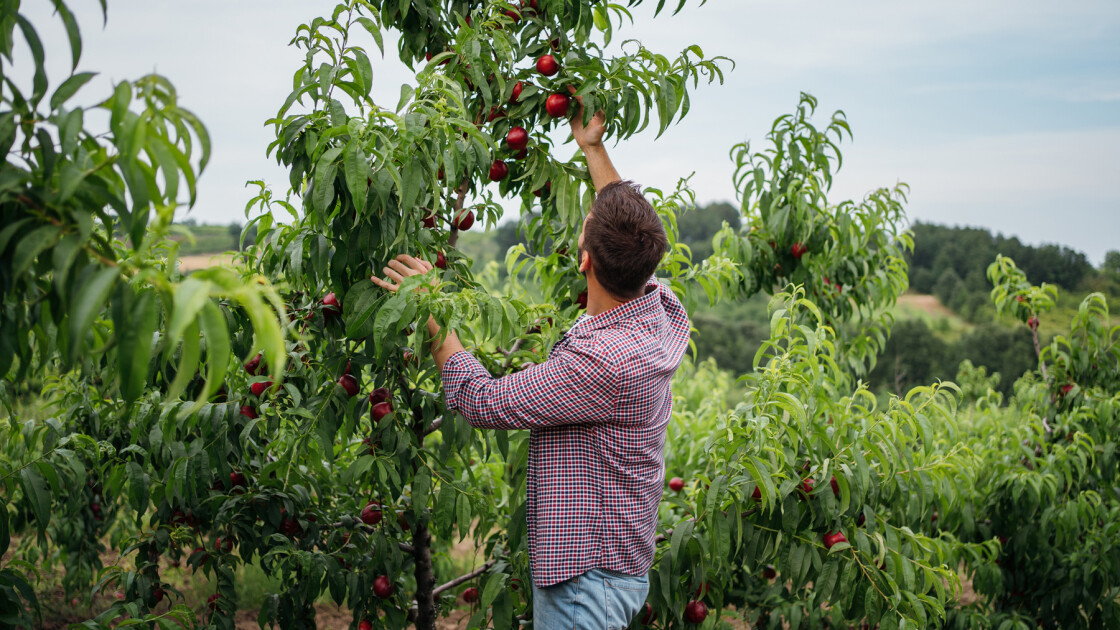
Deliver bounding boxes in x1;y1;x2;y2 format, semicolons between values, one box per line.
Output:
371;254;435;293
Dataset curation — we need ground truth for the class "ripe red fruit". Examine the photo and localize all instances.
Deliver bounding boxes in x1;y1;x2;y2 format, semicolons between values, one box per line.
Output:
830;476;840;497
435;251;447;269
207;593;221;611
506;126;529;150
322;292;341;314
576;290;588;309
358;621;373;630
337;374;359;397
1061;383;1074;395
823;530;848;550
640;602;657;625
215;536;233;554
230;471;247;488
240;405;257;419
791;242;807;259
694;581;709;596
751;486;762;501
369;387;391;406
514;148;528;160
486;106;505;122
536;54;559;76
462;586;479;603
454;208;476;230
280;518;300;536
489;160;509;182
373;575;394;599
509;80;524;104
422;212;438;228
857;512;867;527
668;477;685;492
684;600;708;623
153;587;165;603
244;354;263;375
372;401;393;422
799;478;815;497
1015;295;1025;303
545;93;570;118
361;502;383;525
250;380;273;397
762;564;777;579
533;181;551;197
1027;316;1039;330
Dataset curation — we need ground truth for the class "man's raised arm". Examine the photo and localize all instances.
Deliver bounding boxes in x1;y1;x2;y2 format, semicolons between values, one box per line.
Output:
570;99;620;192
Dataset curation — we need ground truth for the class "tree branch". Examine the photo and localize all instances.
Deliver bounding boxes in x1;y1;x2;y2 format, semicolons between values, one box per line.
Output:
432;559;497;597
448;179;468;248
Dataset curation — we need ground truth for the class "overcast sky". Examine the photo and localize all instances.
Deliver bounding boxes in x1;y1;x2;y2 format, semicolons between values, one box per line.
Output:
20;0;1120;263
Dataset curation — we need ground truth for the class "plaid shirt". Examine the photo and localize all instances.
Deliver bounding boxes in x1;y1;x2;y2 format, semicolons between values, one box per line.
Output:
442;279;690;588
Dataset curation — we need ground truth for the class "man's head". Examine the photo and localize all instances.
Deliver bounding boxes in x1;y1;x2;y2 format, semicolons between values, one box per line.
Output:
577;181;668;300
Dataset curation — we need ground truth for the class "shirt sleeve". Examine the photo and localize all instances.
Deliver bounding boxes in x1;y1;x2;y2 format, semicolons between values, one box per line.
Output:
441;339;620;431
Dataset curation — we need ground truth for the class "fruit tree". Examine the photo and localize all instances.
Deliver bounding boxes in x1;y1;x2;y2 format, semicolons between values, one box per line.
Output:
3;1;1117;630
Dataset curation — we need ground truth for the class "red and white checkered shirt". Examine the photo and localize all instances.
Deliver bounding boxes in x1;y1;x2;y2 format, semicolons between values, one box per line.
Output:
441;278;690;588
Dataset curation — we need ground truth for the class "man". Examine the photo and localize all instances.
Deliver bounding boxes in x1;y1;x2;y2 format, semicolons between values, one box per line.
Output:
372;102;690;629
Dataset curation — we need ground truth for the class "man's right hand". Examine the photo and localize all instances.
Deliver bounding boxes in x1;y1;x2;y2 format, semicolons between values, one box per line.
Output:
571;102;606;149
568;90;619;191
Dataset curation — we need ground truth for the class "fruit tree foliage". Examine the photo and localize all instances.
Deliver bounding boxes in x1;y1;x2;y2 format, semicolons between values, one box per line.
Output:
2;2;1118;630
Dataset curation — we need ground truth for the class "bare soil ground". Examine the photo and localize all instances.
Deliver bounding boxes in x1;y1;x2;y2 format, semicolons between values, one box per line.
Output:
179;253;236;271
896;293;958;319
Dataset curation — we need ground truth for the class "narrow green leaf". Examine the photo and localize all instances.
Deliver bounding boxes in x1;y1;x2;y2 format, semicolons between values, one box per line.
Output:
49;71;96;110
68;265;118;364
196;301;230;406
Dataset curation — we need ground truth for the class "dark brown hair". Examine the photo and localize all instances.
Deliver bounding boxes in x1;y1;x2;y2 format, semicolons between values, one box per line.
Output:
583;180;668;299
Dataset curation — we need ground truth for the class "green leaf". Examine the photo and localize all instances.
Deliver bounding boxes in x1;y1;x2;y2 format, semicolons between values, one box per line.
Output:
344;280;381;338
16;15;47;106
479;571;505;611
167;277;211;354
49;71;96;110
117;288;158;403
54;0;83;70
166;320;200;401
68;265;118;364
12;225;59;277
19;467;51;534
126;461;150;515
0;499;10;556
195;301;230;407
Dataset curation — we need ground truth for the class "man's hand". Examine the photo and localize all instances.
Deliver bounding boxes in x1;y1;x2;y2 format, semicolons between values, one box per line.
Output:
371;254;435;293
570;92;606;150
371;254;466;371
568;90;619;191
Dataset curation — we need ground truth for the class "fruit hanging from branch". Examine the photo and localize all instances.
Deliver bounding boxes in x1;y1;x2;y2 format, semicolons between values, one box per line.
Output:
488;160;509;182
545;93;570;118
506;126;529;151
536;54;559;76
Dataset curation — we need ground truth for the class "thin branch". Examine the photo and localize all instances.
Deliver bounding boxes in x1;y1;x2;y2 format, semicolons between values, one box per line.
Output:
448;179;468;248
422;417;442;437
500;339;524;371
432;559;497;597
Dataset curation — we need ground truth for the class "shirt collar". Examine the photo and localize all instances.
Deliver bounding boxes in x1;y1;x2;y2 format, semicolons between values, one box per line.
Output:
567;281;663;336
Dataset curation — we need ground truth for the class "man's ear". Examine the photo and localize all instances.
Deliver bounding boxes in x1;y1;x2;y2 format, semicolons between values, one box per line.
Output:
579;250;591;274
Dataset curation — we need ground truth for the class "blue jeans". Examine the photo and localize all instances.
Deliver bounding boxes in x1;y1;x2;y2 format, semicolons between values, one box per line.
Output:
532;568;649;630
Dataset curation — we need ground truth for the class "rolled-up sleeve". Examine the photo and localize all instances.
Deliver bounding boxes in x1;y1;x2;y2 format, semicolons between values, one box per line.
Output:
441;339;620;430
